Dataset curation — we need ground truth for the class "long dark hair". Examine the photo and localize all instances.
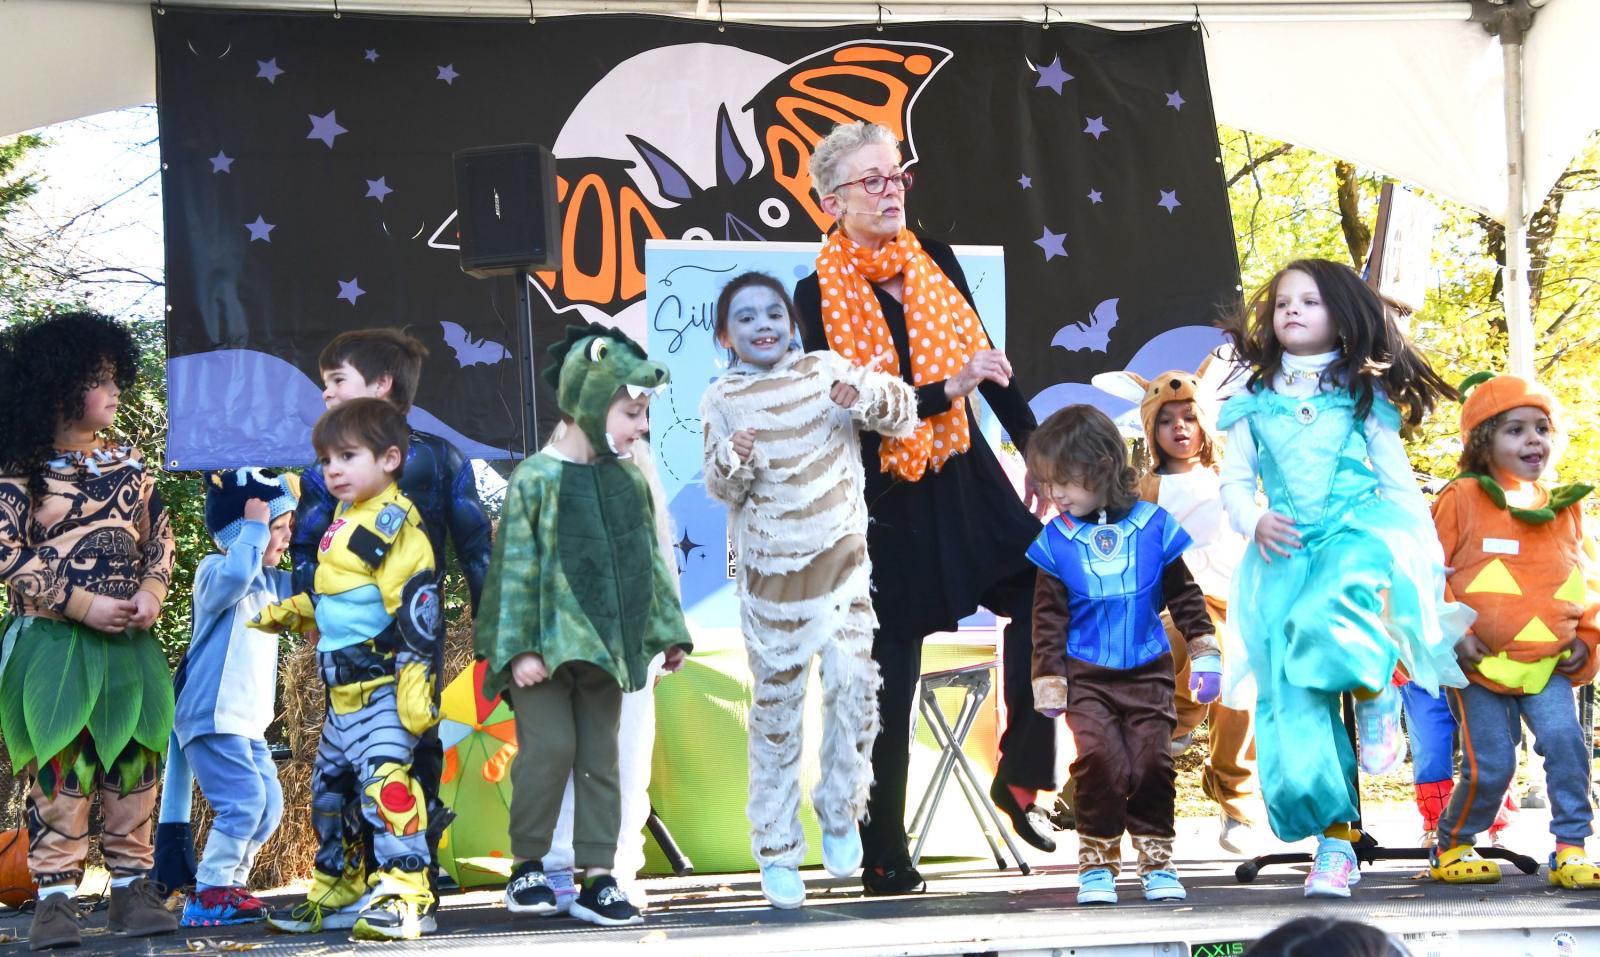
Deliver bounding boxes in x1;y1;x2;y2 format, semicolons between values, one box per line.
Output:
1221;258;1456;428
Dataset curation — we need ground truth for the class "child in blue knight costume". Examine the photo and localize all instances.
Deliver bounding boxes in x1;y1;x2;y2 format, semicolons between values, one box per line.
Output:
1217;259;1470;898
1025;405;1220;906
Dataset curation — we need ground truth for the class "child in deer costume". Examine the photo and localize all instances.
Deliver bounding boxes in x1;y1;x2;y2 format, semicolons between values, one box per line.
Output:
1094;354;1257;855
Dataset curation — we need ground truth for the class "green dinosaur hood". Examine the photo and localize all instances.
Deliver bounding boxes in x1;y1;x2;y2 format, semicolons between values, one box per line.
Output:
544;324;670;457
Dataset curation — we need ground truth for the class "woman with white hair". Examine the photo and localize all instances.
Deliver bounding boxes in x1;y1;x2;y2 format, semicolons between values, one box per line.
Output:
793;121;1056;896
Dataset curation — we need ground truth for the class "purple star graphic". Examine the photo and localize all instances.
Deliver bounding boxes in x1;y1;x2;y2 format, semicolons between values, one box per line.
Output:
1034;226;1067;262
1018;174;1032;189
437;64;459;85
1087;189;1104;204
365;177;393;202
1158;190;1182;213
1032;55;1073;95
209;151;234;174
244;216;275;242
337;278;365;305
364;49;380;62
1165;90;1186;111
256;58;284;84
307;111;347;149
1084;116;1109;140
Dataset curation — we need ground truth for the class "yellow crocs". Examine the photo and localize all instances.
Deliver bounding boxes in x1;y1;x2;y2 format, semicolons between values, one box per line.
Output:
1429;844;1501;884
1549;847;1600;889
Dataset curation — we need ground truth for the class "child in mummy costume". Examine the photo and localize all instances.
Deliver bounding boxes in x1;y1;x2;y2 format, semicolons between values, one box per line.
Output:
699;272;918;909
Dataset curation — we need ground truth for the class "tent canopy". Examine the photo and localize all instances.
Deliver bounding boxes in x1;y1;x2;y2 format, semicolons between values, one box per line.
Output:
4;0;1598;224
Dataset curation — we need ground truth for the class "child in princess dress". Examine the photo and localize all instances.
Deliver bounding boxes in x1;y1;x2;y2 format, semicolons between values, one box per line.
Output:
1218;258;1471;898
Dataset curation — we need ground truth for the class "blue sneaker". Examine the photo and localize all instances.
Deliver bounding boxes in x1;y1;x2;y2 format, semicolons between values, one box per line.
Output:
182;886;267;927
1076;867;1117;905
1356;683;1407;775
759;865;806;909
1140;870;1186;902
822;829;863;878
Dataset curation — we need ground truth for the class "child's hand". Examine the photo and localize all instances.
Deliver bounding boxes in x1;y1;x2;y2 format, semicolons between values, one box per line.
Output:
662;646;688;673
1253;511;1302;563
83;594;138;632
510;652;549;688
129;590;162;630
829;381;860;409
1556;639;1590;677
1455;632;1492;665
243;498;271;523
731;429;757;463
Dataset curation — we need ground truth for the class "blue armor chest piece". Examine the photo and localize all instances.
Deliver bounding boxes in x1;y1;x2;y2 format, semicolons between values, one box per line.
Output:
1026;501;1192;671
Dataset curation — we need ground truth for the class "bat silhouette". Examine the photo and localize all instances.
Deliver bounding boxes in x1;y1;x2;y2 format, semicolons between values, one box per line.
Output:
440;321;511;368
1050;297;1121;354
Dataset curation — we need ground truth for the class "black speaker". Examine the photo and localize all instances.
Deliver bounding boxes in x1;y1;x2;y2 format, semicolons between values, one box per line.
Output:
452;143;561;278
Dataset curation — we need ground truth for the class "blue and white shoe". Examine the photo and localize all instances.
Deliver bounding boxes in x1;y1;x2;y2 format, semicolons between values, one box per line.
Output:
1076;867;1118;905
759;865;806;909
822;829;863;878
1356;682;1407;775
1140;870;1186;902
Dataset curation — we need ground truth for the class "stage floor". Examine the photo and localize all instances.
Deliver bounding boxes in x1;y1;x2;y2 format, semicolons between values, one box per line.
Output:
3;806;1597;956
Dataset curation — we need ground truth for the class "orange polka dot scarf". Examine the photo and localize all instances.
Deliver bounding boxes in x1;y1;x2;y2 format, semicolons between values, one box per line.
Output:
816;228;991;482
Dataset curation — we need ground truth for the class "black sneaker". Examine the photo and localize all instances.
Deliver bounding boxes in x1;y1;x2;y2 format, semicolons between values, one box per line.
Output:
568;875;642;927
861;864;926;896
503;860;558;916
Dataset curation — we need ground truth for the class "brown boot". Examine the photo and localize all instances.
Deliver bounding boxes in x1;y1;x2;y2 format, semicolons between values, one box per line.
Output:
27;893;83;950
107;878;178;938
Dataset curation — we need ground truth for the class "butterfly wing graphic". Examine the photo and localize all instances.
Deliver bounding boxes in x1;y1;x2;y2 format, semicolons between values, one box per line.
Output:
743;41;954;231
440;320;511;368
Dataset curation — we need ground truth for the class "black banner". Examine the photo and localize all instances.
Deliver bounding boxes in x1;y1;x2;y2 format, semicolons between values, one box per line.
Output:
156;9;1238;468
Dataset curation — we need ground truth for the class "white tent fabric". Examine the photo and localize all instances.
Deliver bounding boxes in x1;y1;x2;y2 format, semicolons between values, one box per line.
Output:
2;0;1598;224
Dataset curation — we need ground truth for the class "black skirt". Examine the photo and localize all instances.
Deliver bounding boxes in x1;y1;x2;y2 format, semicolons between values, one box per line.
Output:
794;237;1042;639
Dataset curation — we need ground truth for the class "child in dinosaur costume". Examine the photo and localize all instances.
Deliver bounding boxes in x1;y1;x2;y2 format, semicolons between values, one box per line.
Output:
1427;373;1600;889
476;325;692;929
252;398;442;941
0;312;179;950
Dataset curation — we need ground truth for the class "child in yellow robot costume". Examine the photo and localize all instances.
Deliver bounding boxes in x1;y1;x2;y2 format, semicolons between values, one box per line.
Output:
253;398;442;941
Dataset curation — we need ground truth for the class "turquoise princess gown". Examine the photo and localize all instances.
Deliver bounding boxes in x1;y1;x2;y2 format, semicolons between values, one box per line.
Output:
1218;388;1470;842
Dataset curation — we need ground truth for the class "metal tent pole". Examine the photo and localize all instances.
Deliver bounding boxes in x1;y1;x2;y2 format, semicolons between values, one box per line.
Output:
1491;1;1536;377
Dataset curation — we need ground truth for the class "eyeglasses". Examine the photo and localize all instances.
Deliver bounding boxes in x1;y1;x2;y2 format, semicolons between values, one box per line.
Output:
834;169;915;196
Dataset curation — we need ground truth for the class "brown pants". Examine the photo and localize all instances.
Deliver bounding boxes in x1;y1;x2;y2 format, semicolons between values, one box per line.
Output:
26;758;159;886
1167;597;1257;823
1066;655;1176;876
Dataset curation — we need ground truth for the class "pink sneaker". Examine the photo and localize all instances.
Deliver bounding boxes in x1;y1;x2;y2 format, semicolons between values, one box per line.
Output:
1356;683;1406;775
1305;839;1357;898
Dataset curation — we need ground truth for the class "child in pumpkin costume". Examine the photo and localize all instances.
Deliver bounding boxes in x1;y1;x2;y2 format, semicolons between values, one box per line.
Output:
0;312;178;949
253;399;442;941
476;326;692;928
1428;373;1600;888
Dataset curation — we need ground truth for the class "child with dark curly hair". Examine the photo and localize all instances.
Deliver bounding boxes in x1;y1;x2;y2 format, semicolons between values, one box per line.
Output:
1024;404;1219;906
0;312;178;950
